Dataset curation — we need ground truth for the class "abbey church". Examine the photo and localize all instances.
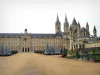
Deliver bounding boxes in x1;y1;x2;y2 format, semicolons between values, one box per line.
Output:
0;14;98;52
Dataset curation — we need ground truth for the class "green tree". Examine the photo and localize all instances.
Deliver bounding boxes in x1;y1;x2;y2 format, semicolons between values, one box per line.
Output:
62;48;68;57
76;50;80;59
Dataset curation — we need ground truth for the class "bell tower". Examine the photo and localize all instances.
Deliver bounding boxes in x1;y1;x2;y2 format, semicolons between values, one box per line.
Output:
93;26;97;37
64;14;69;33
86;22;89;32
55;14;61;33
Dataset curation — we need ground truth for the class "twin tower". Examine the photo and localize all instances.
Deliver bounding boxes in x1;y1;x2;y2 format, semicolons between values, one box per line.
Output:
55;14;69;33
55;14;97;37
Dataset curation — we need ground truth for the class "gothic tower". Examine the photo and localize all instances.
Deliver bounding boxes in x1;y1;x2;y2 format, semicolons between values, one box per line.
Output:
72;18;77;25
86;22;89;32
77;21;80;35
69;18;77;50
93;26;97;37
55;14;61;33
64;14;69;33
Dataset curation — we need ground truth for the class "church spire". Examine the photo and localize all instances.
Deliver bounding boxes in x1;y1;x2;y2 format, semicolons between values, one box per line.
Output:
72;18;77;25
64;14;69;26
64;14;69;33
57;14;59;22
93;26;96;31
55;14;61;33
56;14;60;25
77;21;80;28
93;25;97;37
65;14;68;22
78;21;80;25
86;22;89;27
86;22;89;32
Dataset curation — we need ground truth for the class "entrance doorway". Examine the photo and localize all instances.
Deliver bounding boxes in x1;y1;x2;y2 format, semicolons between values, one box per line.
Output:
22;48;24;52
22;47;30;52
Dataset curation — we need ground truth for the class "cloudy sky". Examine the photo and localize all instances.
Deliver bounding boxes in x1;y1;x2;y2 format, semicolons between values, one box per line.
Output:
0;0;100;36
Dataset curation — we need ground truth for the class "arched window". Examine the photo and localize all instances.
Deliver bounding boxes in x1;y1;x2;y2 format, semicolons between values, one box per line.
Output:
84;33;85;37
79;44;81;49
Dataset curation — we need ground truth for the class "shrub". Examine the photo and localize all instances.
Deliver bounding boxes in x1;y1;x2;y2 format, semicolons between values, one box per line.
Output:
11;50;18;54
62;49;68;57
75;50;80;59
34;50;44;54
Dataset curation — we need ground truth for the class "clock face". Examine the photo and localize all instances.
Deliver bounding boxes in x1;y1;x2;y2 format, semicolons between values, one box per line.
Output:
24;38;27;41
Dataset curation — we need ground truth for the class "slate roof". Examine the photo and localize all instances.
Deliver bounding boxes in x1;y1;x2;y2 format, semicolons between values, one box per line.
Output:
78;36;90;38
80;27;87;32
0;33;61;38
0;33;21;38
31;34;55;38
72;18;77;25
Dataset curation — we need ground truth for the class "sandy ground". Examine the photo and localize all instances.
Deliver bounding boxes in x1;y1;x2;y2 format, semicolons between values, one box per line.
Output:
0;53;100;75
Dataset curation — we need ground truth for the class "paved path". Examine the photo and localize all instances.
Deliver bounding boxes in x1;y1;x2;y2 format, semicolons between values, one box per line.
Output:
0;53;100;75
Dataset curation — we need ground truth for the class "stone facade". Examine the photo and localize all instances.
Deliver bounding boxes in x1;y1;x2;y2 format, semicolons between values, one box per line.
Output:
0;14;98;52
0;32;67;52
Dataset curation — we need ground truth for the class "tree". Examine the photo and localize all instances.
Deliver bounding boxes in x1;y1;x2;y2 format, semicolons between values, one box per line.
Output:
0;43;11;56
75;50;80;59
85;49;90;61
62;48;68;57
60;48;63;54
